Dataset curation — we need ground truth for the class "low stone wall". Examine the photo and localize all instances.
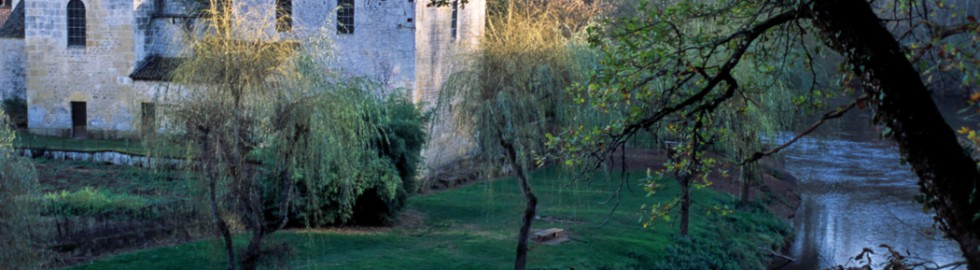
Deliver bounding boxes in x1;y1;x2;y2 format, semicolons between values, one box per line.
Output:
18;148;184;168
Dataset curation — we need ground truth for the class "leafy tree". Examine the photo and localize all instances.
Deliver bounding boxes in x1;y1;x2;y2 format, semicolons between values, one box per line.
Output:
154;1;411;269
0;110;42;269
560;0;980;266
435;1;596;269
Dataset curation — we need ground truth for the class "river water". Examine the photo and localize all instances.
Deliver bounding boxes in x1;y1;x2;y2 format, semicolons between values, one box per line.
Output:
776;101;967;269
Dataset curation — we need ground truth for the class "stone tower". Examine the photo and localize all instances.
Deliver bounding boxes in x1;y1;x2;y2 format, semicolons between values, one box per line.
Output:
415;0;485;171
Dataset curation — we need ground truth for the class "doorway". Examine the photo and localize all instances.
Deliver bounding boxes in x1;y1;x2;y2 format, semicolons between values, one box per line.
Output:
71;101;86;138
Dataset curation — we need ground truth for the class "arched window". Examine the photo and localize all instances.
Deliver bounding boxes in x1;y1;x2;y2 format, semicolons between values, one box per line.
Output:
276;0;292;32
67;0;85;47
337;0;354;34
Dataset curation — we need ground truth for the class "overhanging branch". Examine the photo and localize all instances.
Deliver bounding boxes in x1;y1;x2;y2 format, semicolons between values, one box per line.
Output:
741;96;867;165
909;21;979;63
609;8;808;154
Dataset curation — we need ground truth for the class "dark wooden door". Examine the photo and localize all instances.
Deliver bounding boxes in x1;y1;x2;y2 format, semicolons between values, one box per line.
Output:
71;101;86;138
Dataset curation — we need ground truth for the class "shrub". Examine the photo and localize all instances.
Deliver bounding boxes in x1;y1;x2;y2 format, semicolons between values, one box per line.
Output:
652;202;791;270
0;110;42;268
42;187;155;219
351;93;429;225
265;91;429;227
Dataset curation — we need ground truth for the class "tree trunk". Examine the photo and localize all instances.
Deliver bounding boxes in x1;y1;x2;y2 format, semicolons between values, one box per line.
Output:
679;173;691;236
241;179;265;270
739;165;751;207
739;157;756;208
210;177;237;270
810;1;980;268
236;113;266;270
202;130;237;270
241;228;264;270
501;138;537;270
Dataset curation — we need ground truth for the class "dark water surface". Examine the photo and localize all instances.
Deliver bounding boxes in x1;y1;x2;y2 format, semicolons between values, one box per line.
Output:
778;98;968;269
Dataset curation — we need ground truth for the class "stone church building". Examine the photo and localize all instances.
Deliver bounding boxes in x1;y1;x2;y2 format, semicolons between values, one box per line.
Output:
0;0;482;137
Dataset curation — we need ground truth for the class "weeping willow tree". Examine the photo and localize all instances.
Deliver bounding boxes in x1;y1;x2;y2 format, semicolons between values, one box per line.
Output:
0;110;41;269
718;61;807;207
151;1;404;269
436;1;596;269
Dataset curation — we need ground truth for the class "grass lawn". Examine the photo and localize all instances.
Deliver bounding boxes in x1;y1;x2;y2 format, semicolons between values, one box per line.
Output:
67;167;791;270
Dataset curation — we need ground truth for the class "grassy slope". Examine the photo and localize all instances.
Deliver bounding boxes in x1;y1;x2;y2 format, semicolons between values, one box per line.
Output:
68;168;790;270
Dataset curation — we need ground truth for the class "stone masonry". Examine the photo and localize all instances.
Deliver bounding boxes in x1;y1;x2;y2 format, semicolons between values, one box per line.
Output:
0;0;25;100
0;0;485;171
0;38;25;100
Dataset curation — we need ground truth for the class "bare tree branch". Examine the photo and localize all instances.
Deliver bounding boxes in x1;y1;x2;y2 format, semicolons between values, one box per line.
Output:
613;8;808;148
909;21;979;63
741;96;867;165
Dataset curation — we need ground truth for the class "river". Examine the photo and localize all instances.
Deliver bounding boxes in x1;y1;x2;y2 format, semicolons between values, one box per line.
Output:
777;98;968;269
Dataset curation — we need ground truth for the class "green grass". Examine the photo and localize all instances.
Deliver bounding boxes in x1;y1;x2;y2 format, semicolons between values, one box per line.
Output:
35;159;195;222
35;159;191;199
43;187;152;217
67;168;791;270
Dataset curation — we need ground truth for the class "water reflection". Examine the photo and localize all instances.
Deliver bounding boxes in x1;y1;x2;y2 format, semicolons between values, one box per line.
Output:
774;107;964;269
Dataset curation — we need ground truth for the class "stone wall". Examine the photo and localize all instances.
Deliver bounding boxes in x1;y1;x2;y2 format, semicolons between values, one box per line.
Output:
140;0;198;59
16;0;486;174
415;0;484;171
293;0;417;91
26;0;139;137
0;37;25;99
414;0;484;105
19;148;184;168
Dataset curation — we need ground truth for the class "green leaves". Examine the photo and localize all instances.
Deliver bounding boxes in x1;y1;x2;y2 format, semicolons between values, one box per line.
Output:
0;111;41;268
437;1;594;175
551;0;829;234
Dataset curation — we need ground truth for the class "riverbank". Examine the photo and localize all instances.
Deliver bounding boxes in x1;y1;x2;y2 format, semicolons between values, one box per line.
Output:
65;165;792;269
616;148;801;221
616;147;802;269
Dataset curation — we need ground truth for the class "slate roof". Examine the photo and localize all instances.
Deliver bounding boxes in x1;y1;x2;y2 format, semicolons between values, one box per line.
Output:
0;1;25;38
129;56;186;82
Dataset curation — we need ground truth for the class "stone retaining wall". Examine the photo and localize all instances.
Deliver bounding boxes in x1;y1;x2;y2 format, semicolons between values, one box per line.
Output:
19;148;183;168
